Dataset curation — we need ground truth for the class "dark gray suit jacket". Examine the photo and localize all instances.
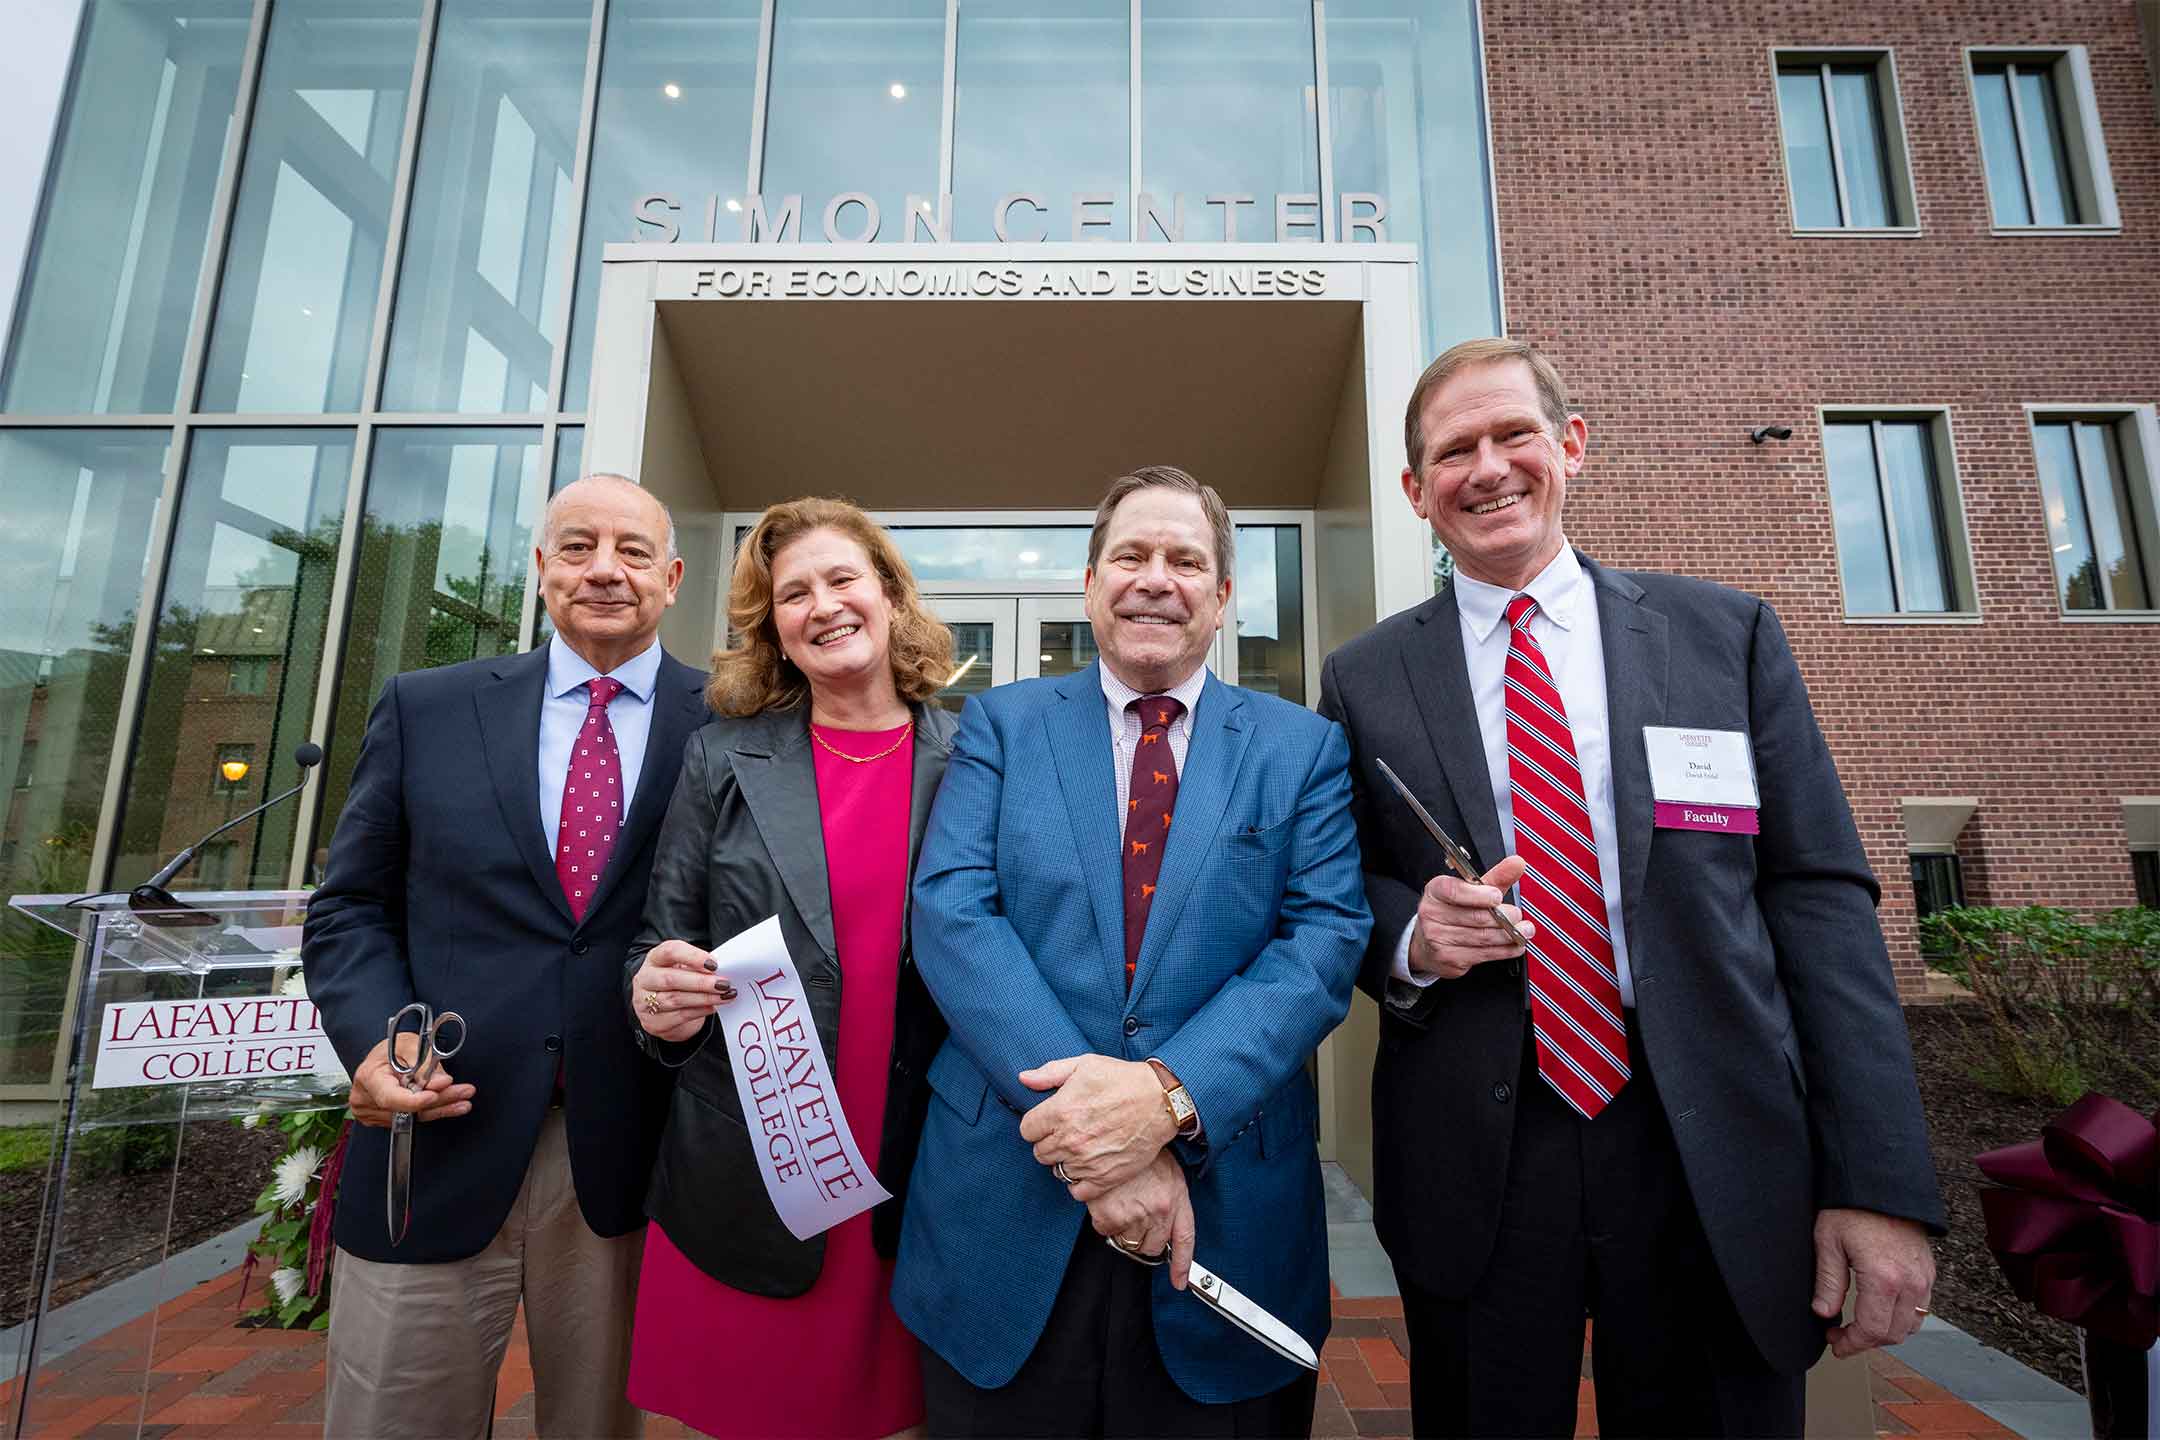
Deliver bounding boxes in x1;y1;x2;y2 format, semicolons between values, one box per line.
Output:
625;700;959;1296
1316;551;1945;1373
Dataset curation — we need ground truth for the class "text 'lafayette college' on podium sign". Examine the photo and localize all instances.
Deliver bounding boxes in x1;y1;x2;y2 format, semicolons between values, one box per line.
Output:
92;994;342;1088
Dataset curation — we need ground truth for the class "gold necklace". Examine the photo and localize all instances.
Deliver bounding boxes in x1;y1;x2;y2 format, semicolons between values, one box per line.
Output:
811;720;913;764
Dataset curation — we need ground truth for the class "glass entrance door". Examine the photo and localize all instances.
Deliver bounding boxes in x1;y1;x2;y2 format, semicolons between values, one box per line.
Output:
928;595;1226;711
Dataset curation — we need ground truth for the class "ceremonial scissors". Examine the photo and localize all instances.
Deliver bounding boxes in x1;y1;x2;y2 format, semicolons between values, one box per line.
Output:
1106;1239;1320;1371
1373;757;1527;947
385;1002;466;1247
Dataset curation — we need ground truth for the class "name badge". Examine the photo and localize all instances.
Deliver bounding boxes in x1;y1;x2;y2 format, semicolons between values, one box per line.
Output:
1643;726;1760;834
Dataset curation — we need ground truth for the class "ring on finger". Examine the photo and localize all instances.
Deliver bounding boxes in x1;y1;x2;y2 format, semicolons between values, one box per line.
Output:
1053;1161;1073;1184
1113;1235;1143;1252
641;990;663;1016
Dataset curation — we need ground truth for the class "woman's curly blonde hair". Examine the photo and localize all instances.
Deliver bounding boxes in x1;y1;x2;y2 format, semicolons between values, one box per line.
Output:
706;497;954;717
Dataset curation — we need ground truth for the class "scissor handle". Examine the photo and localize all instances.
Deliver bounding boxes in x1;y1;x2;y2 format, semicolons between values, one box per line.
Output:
1104;1236;1168;1266
426;1010;467;1062
385;1003;431;1077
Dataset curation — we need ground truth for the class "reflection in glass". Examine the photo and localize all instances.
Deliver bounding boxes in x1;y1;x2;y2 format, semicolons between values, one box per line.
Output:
1776;70;1841;228
1877;423;1951;612
2035;422;2100;609
951;0;1128;241
536;426;585;646
939;621;995;714
2015;68;2078;226
198;0;425;413
2076;423;2148;611
315;429;541;849
2037;420;2152;611
112;431;352;893
1824;423;1895;614
0;430;170;1084
1828;68;1893;227
763;0;945;249
889;527;1090;583
1234;526;1304;703
381;0;590;413
1972;70;2031;226
1325;0;1500;350
563;0;761;410
1;1;250;415
1035;621;1098;678
1143;0;1319;241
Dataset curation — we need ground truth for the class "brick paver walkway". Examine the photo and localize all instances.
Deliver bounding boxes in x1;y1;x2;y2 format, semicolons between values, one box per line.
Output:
3;1270;2021;1438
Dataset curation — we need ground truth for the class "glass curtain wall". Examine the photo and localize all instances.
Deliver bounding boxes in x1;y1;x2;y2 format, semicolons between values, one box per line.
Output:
1142;0;1319;242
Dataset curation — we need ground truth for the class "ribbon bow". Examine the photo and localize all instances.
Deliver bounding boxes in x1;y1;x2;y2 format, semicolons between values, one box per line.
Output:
1975;1092;2158;1350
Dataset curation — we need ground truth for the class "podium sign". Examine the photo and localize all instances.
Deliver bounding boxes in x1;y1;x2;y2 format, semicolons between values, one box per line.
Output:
3;892;345;1437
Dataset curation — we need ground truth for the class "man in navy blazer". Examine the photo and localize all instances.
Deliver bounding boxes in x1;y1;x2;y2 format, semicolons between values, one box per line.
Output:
1318;340;1943;1437
305;475;709;1438
896;467;1371;1436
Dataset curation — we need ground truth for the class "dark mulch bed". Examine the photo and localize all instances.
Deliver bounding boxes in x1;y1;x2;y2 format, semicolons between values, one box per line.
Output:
2;1117;282;1323
1907;1002;2157;1392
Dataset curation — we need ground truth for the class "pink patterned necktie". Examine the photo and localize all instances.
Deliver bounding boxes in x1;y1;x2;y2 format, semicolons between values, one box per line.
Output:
1503;594;1629;1119
556;677;625;923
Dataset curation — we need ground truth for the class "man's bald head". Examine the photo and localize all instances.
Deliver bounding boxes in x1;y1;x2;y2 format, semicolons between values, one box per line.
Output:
544;473;677;562
535;472;684;670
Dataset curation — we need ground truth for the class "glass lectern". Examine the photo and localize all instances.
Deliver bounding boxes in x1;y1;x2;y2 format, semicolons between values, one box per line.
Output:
3;891;343;1437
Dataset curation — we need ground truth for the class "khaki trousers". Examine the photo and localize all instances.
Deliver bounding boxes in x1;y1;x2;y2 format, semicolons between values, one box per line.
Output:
324;1108;645;1439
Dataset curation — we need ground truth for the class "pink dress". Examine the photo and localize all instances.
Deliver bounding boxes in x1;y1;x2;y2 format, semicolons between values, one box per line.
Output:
627;721;922;1439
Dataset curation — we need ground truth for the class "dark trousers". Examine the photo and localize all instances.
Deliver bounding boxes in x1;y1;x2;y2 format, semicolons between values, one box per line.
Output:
1400;1015;1807;1440
923;1226;1318;1439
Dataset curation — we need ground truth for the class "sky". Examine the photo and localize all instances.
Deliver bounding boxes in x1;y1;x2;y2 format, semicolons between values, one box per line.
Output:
0;0;86;366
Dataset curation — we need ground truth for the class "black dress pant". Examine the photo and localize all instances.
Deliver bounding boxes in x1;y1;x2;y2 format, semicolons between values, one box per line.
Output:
923;1226;1318;1439
1399;1015;1808;1440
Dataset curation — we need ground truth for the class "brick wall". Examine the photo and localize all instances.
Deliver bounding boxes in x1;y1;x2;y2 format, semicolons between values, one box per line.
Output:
1479;1;2160;993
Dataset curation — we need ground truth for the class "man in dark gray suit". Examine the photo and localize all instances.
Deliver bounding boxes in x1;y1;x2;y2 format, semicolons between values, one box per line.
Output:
1318;338;1944;1438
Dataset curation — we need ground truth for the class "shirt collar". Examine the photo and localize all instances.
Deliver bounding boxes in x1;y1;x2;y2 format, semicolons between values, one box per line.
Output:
1453;543;1585;644
1100;659;1209;722
548;633;663;703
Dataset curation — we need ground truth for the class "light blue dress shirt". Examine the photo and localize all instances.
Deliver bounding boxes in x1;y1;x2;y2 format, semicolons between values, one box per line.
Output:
539;634;663;857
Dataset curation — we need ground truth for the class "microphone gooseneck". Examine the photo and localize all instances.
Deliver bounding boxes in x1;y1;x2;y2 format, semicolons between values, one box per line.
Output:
130;742;324;925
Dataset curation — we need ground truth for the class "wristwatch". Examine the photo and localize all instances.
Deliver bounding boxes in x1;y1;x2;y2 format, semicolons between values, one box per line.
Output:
1147;1057;1200;1138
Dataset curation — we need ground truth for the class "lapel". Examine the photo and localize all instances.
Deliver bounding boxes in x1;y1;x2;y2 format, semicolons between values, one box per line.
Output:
474;648;569;924
1044;664;1129;993
1584;554;1667;953
581;655;710;925
1400;587;1508;872
730;708;839;966
898;703;954;954
1131;672;1252;1005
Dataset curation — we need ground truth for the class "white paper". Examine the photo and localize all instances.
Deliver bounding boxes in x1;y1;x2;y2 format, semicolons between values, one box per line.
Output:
1642;725;1761;807
711;916;892;1241
93;995;341;1089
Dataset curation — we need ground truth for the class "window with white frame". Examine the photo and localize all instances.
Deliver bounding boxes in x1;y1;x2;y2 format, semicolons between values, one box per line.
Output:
1823;414;1974;616
2031;412;2158;613
1969;49;2119;230
2127;801;2160;908
1774;52;1916;230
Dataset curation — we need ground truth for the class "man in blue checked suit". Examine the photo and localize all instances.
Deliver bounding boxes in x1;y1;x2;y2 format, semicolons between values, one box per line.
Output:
894;466;1371;1437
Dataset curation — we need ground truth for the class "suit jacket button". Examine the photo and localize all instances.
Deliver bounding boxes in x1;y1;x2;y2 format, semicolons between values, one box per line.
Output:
545;1035;562;1053
571;939;589;955
1505;959;1521;979
1491;1081;1512;1104
1123;1016;1140;1037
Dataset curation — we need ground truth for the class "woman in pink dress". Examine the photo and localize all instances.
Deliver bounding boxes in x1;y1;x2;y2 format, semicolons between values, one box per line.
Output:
623;498;960;1438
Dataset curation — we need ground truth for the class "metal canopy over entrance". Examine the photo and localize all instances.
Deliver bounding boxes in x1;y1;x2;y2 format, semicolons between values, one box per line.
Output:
582;242;1431;1187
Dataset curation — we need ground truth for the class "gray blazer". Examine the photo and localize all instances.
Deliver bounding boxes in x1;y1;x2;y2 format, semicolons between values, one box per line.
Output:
624;699;960;1297
1317;551;1945;1373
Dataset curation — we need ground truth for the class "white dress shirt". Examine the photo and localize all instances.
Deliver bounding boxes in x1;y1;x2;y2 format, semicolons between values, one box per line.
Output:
539;634;663;857
1392;545;1637;1007
1101;661;1208;838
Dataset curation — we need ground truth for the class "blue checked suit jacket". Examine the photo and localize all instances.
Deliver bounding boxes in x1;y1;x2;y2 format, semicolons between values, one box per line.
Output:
893;663;1372;1404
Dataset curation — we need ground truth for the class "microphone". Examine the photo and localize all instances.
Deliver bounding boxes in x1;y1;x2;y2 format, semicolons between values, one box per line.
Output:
129;742;324;927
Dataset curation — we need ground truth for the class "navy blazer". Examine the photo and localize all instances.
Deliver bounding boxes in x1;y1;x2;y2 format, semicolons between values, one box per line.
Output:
893;664;1371;1404
1317;553;1946;1373
304;643;710;1262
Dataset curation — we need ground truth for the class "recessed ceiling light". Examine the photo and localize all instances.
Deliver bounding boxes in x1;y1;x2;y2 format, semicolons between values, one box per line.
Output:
300;306;313;316
725;197;742;212
662;82;681;99
889;82;906;99
1017;550;1039;564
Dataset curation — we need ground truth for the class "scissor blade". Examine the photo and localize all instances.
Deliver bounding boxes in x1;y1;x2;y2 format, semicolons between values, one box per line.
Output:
387;1114;414;1247
1373;758;1470;869
1187;1261;1319;1371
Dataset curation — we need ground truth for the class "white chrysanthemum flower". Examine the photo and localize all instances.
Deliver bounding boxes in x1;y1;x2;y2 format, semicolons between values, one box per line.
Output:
270;1267;305;1305
282;971;308;999
241;1111;262;1129
272;1145;322;1208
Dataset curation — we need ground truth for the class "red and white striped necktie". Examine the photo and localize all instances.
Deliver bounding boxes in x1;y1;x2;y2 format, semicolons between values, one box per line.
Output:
1503;593;1629;1119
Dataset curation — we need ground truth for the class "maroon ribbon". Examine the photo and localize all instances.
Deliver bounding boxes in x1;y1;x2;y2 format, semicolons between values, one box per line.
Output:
306;1119;353;1299
1975;1092;2159;1349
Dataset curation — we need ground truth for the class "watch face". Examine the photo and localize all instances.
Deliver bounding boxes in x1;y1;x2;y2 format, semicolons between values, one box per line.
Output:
1168;1087;1196;1123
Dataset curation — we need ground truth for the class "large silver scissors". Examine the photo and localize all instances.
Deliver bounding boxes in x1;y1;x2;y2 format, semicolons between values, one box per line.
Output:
385;1002;466;1247
1106;1239;1319;1371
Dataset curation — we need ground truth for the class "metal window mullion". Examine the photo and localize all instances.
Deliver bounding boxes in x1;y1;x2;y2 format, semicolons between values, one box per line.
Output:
745;0;776;199
544;0;608;412
2069;420;2123;611
1128;0;1142;240
2002;62;2045;228
937;0;957;206
519;420;556;651
286;420;382;886
1818;64;1854;227
358;0;443;416
1870;419;1912;612
1312;0;1334;242
174;0;273;412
